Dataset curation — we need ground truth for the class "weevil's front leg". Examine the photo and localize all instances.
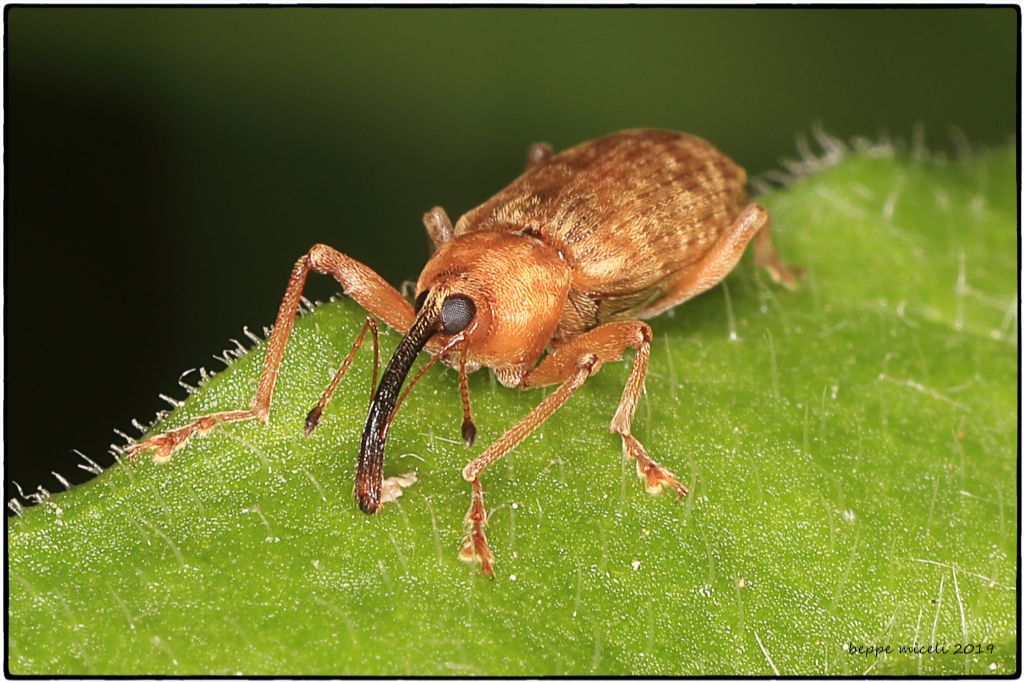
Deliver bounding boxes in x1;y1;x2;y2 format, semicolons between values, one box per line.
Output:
124;244;415;464
526;321;687;498
459;354;598;576
458;322;689;575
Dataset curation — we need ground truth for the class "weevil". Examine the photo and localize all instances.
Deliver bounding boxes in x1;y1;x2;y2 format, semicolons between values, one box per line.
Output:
125;129;801;576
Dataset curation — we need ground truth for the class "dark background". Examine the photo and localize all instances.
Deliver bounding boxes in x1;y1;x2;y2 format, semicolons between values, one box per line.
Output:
5;7;1017;505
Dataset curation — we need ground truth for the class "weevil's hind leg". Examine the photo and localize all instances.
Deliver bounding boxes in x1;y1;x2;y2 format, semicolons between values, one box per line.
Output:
642;204;802;318
459;355;598;576
124;244;415;464
751;210;803;289
528;321;687;498
525;142;554;169
304;316;379;436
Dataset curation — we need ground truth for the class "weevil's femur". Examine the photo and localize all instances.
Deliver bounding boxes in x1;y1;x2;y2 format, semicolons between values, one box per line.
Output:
355;303;440;514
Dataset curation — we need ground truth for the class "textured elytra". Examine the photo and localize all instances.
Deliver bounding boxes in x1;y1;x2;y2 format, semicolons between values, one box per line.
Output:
457;129;749;336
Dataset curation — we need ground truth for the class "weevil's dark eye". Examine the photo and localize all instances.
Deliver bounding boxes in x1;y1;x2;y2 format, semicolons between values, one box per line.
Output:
414;290;428;313
440;294;476;335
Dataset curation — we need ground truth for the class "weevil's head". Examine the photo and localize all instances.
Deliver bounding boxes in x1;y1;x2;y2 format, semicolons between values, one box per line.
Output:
414;230;572;370
355;230;570;514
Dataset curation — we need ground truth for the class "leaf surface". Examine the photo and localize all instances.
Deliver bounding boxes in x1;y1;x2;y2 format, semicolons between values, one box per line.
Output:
8;145;1017;675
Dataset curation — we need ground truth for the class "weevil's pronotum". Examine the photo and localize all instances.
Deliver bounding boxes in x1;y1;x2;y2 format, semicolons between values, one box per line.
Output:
126;129;801;575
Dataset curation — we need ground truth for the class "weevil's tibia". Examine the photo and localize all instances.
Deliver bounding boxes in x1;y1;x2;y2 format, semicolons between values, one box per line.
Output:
305;316;379;437
124;244;415;465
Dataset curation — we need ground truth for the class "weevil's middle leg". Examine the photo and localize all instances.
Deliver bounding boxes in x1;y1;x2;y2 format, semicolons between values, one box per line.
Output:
528;321;687;498
124;244;415;464
606;325;687;498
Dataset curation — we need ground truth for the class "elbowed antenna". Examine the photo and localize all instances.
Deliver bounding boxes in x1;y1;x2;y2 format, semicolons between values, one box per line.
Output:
355;304;440;514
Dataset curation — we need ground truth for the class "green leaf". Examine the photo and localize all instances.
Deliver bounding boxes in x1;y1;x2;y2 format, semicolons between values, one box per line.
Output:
8;144;1016;675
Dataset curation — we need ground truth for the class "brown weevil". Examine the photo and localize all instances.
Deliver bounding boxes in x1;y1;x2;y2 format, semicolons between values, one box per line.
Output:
125;129;801;576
